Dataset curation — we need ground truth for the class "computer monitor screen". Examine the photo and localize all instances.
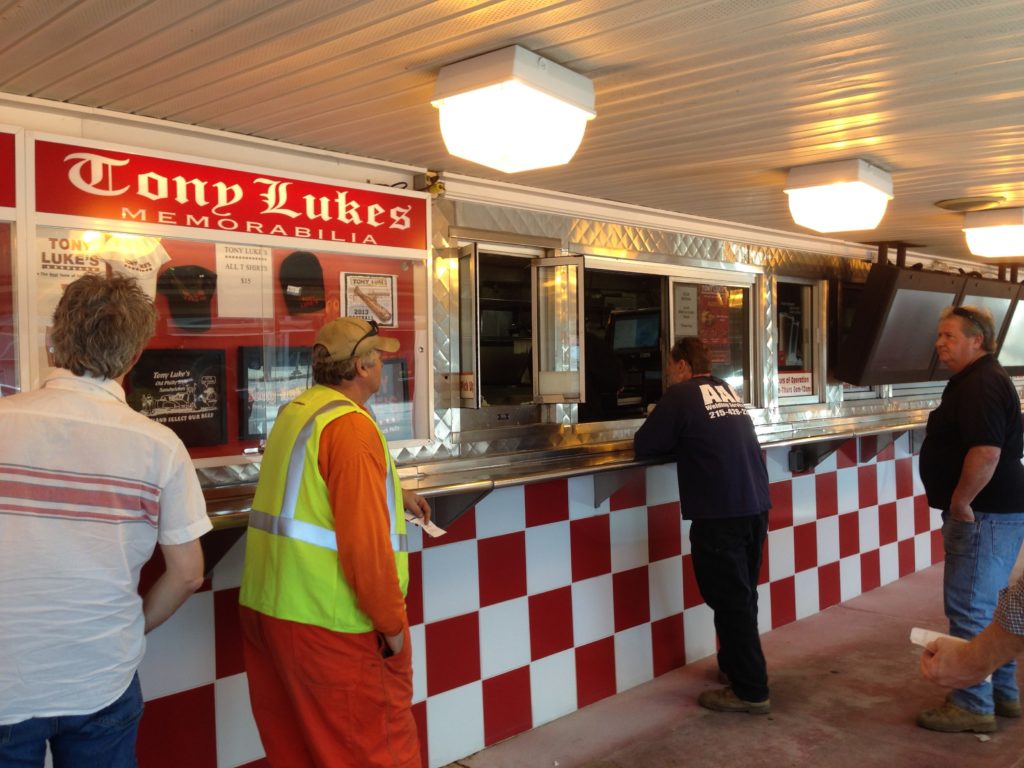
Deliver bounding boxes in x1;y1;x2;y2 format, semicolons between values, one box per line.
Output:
612;312;660;351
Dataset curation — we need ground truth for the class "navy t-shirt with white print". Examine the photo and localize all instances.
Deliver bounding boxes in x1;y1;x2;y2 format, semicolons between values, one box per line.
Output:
634;375;771;520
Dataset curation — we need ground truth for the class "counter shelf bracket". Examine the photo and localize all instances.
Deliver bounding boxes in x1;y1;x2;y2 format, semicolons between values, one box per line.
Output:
907;427;926;457
593;467;645;509
199;526;247;579
857;431;904;465
788;438;850;474
426;487;493;531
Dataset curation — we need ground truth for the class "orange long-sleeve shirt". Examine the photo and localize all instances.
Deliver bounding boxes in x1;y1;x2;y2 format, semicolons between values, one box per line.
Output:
317;407;406;637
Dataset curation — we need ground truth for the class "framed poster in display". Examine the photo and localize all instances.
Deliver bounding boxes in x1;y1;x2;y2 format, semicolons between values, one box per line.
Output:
126;349;227;447
237;346;312;439
342;272;396;327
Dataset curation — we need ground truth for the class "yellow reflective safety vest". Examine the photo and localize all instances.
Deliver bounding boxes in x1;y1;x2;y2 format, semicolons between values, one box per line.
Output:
239;384;408;633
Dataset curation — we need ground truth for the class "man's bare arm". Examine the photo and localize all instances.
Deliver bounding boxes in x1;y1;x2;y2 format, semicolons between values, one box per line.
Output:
949;445;1000;522
143;539;205;633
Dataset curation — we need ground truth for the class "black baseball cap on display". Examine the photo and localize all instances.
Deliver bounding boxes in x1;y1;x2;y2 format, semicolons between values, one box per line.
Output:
280;250;325;314
156;265;217;332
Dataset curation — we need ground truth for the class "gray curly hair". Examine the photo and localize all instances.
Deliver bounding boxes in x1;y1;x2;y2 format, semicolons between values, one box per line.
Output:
50;273;157;378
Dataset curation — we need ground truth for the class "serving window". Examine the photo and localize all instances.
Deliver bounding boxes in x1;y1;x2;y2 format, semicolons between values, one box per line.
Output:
32;226;429;461
776;278;824;404
581;268;662;421
459;248;535;407
828;280;877;400
580;258;758;420
672;280;753;403
456;237;582;409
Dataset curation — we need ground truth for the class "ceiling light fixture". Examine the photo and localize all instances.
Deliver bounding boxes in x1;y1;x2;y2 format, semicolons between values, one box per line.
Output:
431;45;595;174
784;159;893;233
963;207;1024;257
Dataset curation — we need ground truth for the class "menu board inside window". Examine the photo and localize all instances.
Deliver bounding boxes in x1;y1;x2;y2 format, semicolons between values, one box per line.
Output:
34;226;423;458
0;222;16;396
673;281;751;402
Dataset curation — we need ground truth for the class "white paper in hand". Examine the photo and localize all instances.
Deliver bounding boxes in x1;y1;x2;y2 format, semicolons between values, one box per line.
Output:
405;511;447;538
911;627;991;681
910;627;963;648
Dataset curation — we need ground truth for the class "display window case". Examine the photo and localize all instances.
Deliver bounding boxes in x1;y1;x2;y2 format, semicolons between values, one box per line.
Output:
26;134;431;464
0;129;19;397
0;221;16;397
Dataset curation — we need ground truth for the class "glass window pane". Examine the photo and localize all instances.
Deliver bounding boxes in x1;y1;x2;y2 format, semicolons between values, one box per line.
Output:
673;282;750;402
777;281;814;397
1000;304;1024;367
536;263;580;398
582;269;662;420
477;253;532;406
0;222;16;395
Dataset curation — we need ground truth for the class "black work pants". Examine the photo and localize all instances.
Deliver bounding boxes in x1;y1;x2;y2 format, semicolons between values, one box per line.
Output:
689;511;770;702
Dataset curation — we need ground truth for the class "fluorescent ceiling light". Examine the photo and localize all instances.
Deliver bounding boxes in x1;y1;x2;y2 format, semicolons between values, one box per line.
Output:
432;45;595;174
963;207;1024;258
784;159;893;233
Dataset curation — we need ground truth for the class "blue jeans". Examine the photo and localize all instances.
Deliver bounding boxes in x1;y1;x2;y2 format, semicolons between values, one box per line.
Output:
0;674;143;768
943;512;1024;715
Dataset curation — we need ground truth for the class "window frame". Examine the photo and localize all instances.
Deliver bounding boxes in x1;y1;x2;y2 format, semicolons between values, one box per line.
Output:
776;275;827;408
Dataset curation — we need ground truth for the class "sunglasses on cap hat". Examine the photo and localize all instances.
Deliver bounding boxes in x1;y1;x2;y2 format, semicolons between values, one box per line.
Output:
315;316;400;361
951;306;986;334
351;320;380;357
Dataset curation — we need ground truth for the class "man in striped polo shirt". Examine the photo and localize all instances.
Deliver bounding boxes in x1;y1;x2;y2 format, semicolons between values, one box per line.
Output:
0;273;211;766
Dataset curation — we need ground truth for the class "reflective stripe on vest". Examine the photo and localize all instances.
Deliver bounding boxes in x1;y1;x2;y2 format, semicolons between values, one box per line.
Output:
248;399;407;554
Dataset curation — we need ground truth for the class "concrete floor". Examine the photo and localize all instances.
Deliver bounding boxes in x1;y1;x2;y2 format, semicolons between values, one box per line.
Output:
452;565;1024;768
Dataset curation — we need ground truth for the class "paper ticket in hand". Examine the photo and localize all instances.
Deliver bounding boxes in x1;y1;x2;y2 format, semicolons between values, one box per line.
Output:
911;627;991;681
405;511;446;538
910;627;964;648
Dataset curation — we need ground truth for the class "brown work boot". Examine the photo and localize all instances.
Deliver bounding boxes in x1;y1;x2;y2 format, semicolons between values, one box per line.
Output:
698;686;771;715
917;700;996;733
995;696;1022;718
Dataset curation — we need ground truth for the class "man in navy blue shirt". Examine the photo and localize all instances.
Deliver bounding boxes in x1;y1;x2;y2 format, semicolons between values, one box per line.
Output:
635;337;771;713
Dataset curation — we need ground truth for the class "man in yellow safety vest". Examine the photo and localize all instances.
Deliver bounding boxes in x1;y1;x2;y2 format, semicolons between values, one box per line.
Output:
239;317;430;768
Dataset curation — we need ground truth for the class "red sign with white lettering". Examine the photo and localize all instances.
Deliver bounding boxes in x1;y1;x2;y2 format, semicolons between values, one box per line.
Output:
34;139;427;250
0;132;14;208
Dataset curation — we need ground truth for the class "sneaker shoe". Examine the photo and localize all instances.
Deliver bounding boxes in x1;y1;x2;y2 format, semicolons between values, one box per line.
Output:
995;696;1022;718
698;686;771;715
917;700;996;733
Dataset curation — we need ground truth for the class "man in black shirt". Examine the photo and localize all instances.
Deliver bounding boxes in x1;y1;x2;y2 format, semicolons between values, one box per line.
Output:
634;337;771;714
917;305;1024;734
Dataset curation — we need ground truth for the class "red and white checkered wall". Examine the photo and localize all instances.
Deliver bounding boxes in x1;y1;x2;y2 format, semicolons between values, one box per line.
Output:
133;433;942;768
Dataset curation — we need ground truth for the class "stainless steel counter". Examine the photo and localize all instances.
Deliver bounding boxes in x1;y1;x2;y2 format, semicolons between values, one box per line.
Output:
200;413;932;531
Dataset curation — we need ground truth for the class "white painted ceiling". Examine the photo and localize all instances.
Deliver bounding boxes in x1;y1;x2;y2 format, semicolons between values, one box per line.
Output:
2;0;1023;263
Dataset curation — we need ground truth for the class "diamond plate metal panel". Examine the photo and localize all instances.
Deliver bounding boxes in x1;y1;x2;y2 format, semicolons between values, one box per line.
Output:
455;203;571;243
569;220;723;263
825;382;844;414
760;266;779;422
